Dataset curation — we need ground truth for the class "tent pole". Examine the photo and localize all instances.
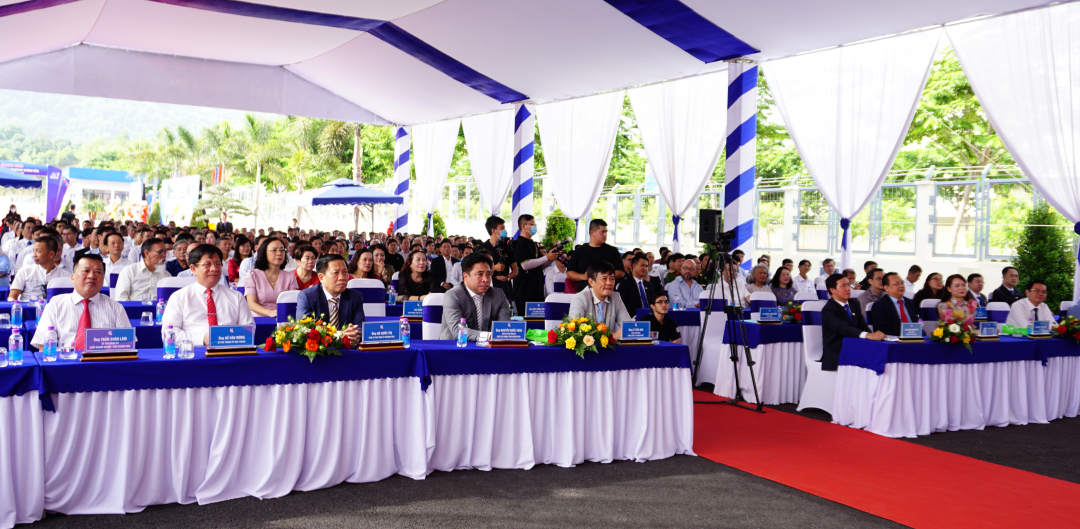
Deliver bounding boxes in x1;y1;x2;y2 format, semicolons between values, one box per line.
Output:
370;204;375;233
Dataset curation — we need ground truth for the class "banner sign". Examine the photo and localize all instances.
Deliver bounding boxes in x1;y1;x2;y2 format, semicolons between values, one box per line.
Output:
363;321;401;343
209;325;255;347
84;328;136;352
160;174;202;226
621;321;650;340
491;321;527;341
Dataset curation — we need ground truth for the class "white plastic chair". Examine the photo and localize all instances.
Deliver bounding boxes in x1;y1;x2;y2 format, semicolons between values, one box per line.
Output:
986;301;1010;324
421;293;445;340
748;291;777;320
1061;300;1074;320
46;277;75;301
797;300;836;414
275;290;299;323
920;298;940;336
347;278;387;317
794;291;818;302
544;293;575;331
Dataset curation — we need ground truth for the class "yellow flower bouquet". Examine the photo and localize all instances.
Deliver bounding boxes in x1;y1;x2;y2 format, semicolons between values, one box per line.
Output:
264;315;351;362
551;316;614;358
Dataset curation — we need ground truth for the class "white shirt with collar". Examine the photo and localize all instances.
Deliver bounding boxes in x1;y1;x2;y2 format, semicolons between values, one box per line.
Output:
12;243;35;277
1005;297;1054;328
814;274;833;292
903;279;917;300
718;277;751;308
239;257;255;281
61;243;84;270
113;258;171;301
161;281;255;344
177;268;229;287
448;261;463;287
793;274;815;294
31;292;131;349
5;238;29;263
10;263;71;301
103;255;132;279
0;231;13;252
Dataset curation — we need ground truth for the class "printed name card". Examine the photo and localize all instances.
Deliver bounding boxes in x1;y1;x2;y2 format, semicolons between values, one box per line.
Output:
209;325;255;347
1032;320;1051;335
525;302;546;319
362;321;401;343
491;321;527;341
759;307;782;322
975;306;987;319
621;321;651;340
900;323;923;339
979;322;999;337
403;301;423;318
84;328;137;352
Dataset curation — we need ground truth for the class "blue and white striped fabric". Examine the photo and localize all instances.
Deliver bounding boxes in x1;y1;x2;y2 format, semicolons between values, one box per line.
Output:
276;290;300;324
347;278;387;318
393;126;411;235
510;102;534;238
817;290;829;301
46;287;73;300
109;273;120;289
544;293;575;331
724;63;757;272
749;298;777;313
422;293;444;340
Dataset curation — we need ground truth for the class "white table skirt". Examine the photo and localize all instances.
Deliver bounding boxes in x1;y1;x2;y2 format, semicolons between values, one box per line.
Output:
427;367;694;472
1044;356;1080;420
43;378;430;515
0;393;44;528
681;326;706;382
711;342;807;405
834;361;1056;438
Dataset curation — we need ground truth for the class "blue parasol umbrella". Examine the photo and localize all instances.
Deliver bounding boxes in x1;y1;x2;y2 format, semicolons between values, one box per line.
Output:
289;178;403;230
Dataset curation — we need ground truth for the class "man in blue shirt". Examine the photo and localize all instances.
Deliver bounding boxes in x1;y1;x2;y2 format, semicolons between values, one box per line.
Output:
667;258;704;308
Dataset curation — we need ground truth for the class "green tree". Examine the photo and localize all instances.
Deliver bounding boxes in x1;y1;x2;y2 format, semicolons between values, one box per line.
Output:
432;210;447;238
542;208;577;248
147;201;161;226
193;184;253;222
1012;202;1074;312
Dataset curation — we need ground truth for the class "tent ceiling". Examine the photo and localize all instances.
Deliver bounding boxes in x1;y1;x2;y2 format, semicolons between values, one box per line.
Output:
0;0;1055;125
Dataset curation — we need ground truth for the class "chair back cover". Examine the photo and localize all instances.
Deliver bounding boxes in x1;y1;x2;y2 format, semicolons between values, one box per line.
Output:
919;298;940;322
749;292;778;313
391;271;399;290
46;277;75;300
817;289;829;300
1060;300;1074;320
544;293;575;331
795;291;818;302
348;278;387;317
801;300;827;363
276;290;299;323
986;301;1010;324
156;276;197;303
109;272;120;288
422;293;445;340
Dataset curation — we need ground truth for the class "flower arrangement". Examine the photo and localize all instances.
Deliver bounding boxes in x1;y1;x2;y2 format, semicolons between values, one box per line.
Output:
1053;315;1080;343
929;314;976;352
548;316;615;358
782;301;803;323
264;315;351;362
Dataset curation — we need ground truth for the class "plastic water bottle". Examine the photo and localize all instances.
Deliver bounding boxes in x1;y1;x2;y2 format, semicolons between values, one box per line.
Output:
42;326;57;362
388;289;397;305
8;329;23;366
163;325;177;359
29;296;40;322
10;301;22;327
400;316;411;348
456;318;468;347
673;295;681;311
156;299;166;324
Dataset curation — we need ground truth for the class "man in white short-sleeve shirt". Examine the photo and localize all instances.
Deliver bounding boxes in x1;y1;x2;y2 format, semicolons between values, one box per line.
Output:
162;243;254;345
32;253;130;350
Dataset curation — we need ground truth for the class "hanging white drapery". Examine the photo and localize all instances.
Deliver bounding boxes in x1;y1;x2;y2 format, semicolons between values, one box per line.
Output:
946;4;1080;301
463;110;515;219
537;91;624;243
629;71;728;253
764;29;940;271
413;118;461;235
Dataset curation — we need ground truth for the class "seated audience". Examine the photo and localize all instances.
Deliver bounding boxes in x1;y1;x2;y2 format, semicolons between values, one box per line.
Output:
396;250;432;302
990;266;1022;305
856;268;885;320
813;258;836;291
869;272;918;336
296;254;363;343
903;265;922;300
638;291;680;344
228;235;252;283
717;262;751;308
31;254;131;350
369;244;395;288
746;264;771;294
667;258;704;309
568;261;632;339
242;236;298;318
822;273;884;371
769;267;798;306
967;273;987;307
1005;280;1054;328
937;274;977;325
439;252;511;341
102;232;131;278
114;238;169;301
912;272;943;305
162;244;254;345
292;244;319;290
166;239;190;276
9;236;71;301
617;254;659;315
793;259;815;294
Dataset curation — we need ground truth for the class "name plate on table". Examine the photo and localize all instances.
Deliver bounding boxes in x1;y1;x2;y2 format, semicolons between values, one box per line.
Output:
758;307;782;324
617;321;652;346
975;306;987;320
207;325;257;356
1029;320;1051;338
403;300;423;320
524;302;546;320
898;322;924;342
977;321;999;340
484;321;529;348
81;328;138;361
359;321;404;350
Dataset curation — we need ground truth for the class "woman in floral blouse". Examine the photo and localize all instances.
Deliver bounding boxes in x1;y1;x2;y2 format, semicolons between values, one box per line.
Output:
937;274;977;326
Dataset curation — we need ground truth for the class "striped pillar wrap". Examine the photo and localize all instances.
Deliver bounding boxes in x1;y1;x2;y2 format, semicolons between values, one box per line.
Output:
393;126;411;234
510;102;535;238
724;63;758;271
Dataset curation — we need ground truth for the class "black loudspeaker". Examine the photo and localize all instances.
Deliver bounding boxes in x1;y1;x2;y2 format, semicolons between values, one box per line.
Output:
698;209;723;245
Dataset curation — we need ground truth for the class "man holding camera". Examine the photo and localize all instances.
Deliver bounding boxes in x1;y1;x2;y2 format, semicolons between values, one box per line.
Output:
566;219;624;292
511;214;561;314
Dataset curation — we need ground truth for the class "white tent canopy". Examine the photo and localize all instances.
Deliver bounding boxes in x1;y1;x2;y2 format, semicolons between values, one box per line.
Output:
0;0;1053;125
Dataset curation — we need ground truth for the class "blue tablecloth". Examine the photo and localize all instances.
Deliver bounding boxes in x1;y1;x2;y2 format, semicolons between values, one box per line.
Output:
721;321;804;348
0;301;38;322
0;350;40;398
35;347;430;394
24;317;278;350
635;308;700;327
837;336;1072;375
120;301;160;320
417;339;691;377
386;304;403;317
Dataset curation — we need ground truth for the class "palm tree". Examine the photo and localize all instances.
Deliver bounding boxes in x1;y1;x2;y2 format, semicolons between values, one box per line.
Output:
239;114;286;230
318;121;363;181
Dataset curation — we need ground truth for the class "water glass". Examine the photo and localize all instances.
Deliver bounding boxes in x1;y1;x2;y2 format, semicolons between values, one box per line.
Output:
142;293;155;306
178;339;194;360
0;348;7;368
59;344;77;361
650;331;659;345
140;312;154;326
0;314;8;329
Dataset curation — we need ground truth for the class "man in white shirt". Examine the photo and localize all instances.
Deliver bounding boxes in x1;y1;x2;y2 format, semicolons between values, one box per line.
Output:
903;265;922;301
31;254;131;350
0;218;17;252
1005;280;1054;328
102;232;132;280
5;218;35;265
9;236;70;301
813;258;837;292
114;238;170;301
162;244;254;345
716;262;751;308
792;259;815;294
60;224;83;271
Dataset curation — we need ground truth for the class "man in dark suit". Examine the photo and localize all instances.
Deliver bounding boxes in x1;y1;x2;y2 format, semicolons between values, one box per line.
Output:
440;252;511;341
428;239;459;293
967;273;988;307
822;273;885;371
869;272;919;336
617;254;660;315
989;266;1021;305
216;213;234;235
297;254;364;344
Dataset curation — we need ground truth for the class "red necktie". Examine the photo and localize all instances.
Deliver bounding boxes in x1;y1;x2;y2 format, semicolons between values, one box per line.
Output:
898;299;909;323
74;299;91;350
206;288;218;326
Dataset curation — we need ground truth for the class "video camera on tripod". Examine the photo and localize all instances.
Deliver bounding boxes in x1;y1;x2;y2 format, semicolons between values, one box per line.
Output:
698;208;738;251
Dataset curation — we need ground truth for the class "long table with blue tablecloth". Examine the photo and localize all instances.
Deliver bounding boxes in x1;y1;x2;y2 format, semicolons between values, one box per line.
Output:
22;317;278;350
0;339;692;522
712;321;806;405
633;307;710;386
834;337;1080;438
0;352;43;528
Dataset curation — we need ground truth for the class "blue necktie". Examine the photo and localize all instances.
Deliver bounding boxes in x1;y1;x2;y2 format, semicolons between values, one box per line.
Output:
845;304;854;324
597;301;605;323
638;280;648;308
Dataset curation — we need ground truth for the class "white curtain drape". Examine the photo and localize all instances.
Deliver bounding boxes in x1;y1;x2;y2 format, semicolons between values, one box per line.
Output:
764;30;940;270
946;5;1080;300
537;91;624;243
629;72;728;253
413;118;461;235
463;110;515;218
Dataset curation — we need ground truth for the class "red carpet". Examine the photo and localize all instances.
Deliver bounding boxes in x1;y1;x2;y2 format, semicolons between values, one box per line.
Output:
693;391;1080;528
